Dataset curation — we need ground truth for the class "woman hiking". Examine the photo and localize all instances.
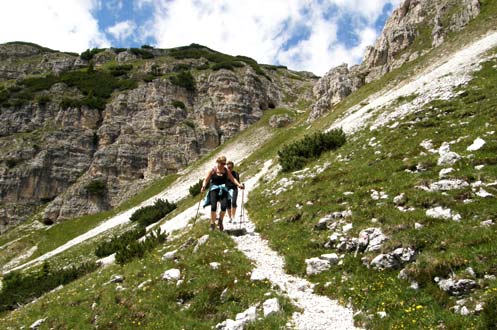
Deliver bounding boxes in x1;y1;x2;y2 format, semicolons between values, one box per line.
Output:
201;156;244;231
226;161;240;223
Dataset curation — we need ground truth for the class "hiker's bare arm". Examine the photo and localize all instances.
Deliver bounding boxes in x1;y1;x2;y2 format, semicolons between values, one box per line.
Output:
227;170;244;189
201;170;213;193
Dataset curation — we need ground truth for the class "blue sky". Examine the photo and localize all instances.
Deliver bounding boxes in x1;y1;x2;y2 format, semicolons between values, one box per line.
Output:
0;0;400;75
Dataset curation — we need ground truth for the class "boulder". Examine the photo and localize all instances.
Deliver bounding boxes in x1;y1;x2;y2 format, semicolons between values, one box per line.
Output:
467;137;485;151
162;249;178;260
162;268;181;281
30;318;47;329
437;278;477;295
193;235;209;253
426;207;461;221
263;298;281;317
437;142;461;165
305;257;331;275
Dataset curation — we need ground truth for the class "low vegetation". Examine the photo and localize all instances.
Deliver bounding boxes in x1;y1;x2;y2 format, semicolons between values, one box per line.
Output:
189;179;204;197
278;128;346;172
0;67;138;110
94;226;146;258
0;261;98;312
248;55;497;329
115;228;167;265
169;70;196;91
129;198;177;227
0;227;294;329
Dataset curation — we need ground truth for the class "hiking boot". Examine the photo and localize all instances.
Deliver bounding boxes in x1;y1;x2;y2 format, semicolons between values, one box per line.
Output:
218;219;224;231
209;223;215;231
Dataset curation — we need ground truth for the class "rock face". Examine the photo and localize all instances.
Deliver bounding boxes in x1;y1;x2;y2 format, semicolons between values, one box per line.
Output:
0;43;316;230
309;0;481;121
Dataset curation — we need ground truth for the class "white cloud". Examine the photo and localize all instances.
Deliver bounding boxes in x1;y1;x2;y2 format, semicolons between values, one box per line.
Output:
107;20;136;42
0;0;109;52
145;0;399;75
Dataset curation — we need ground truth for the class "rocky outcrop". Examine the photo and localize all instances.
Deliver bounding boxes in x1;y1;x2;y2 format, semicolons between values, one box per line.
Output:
0;45;314;229
0;42;86;81
309;64;364;121
309;0;481;121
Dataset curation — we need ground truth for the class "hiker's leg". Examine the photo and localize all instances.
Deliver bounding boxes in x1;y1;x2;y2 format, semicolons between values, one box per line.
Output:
209;190;219;229
230;189;238;219
226;200;232;222
218;193;228;231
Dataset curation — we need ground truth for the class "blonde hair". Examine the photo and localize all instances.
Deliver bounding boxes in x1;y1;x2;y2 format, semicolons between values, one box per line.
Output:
216;155;227;164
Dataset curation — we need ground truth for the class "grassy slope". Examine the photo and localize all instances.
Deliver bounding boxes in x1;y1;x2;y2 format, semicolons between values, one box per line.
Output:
1;226;294;329
2;2;497;328
245;36;497;330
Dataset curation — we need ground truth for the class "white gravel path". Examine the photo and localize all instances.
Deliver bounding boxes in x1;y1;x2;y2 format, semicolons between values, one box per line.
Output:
7;127;270;273
224;161;357;330
330;30;497;134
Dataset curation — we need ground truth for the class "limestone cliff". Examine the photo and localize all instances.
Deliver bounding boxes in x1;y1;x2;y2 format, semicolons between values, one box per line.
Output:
0;43;316;229
309;0;481;121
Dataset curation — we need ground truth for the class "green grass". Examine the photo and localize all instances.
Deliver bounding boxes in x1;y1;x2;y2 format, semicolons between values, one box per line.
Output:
0;226;294;329
245;54;497;329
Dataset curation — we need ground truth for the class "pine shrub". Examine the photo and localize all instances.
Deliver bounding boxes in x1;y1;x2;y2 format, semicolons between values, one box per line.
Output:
129;199;177;227
115;228;167;265
94;226;146;257
189;179;204;197
130;48;154;59
172;100;186;110
169;71;196;92
0;261;98;312
85;179;106;196
80;48;105;61
278;128;346;172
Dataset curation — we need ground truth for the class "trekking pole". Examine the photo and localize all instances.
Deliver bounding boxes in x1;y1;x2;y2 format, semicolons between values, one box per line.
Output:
239;187;245;229
192;192;203;228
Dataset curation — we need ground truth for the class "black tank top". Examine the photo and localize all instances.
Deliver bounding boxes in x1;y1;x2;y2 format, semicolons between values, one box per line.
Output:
211;168;228;186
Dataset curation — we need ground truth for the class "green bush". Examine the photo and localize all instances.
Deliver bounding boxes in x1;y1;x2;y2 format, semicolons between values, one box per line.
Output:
85;179;107;196
172;100;186;110
173;63;191;72
94;226;146;258
130;48;154;59
130;198;177;227
211;61;244;71
141;44;153;49
112;47;127;54
278;128;346;172
169;71;195;92
0;261;98;312
108;64;133;77
80;48;105;61
189;179;204;197
168;44;270;79
115;228;167;265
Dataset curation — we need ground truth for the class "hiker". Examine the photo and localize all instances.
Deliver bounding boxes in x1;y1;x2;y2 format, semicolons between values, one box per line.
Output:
226;161;240;222
201;156;244;231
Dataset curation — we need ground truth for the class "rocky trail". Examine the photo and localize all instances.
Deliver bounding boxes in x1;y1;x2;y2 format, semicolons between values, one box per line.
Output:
222;160;357;329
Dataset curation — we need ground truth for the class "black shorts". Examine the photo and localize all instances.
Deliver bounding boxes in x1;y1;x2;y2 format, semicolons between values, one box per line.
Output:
209;189;228;212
